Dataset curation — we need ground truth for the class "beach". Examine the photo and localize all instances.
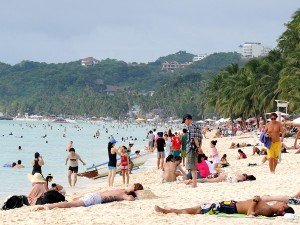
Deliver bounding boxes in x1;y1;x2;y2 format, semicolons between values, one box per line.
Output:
1;132;299;225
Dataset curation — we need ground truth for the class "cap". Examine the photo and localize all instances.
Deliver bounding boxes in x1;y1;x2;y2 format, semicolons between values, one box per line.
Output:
129;141;134;145
182;114;192;123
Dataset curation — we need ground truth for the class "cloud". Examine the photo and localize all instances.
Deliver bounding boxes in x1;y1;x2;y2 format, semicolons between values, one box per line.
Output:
0;0;298;64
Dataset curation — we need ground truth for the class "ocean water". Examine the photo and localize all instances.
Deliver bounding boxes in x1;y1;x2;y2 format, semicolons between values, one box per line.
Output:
0;120;165;202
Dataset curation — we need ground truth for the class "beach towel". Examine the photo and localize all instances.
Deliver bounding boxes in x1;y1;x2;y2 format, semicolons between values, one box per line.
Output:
259;132;271;148
215;213;275;220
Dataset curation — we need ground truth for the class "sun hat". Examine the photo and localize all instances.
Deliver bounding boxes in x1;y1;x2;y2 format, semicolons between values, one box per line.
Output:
27;173;46;183
109;137;117;144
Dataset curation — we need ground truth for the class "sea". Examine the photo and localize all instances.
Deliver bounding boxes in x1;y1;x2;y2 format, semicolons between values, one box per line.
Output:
0;120;173;202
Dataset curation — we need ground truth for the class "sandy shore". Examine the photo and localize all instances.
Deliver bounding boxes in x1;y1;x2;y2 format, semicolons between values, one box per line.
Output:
1;132;299;225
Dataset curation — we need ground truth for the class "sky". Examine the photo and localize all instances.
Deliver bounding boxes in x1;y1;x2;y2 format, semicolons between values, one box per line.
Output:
0;0;299;64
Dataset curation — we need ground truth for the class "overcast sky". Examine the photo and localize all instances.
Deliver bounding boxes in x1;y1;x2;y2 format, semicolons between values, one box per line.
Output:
0;0;298;64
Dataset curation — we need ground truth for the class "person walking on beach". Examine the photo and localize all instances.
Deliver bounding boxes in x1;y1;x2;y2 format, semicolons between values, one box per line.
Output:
265;112;285;173
171;132;181;157
119;146;130;186
182;114;203;188
65;148;86;187
147;130;154;152
180;129;188;167
156;132;166;169
32;152;44;175
108;137;118;187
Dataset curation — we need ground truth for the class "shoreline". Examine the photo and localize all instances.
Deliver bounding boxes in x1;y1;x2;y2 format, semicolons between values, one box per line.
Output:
1;133;299;225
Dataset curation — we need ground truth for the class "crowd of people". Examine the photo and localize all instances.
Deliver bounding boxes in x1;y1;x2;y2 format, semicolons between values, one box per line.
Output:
1;112;299;220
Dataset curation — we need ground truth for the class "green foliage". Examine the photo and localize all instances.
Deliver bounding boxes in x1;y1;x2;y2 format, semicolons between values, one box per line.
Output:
190;52;244;71
153;51;195;65
204;9;300;118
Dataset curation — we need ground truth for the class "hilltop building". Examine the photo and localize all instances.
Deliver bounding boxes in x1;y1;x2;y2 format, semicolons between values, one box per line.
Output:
240;42;271;58
81;57;99;67
161;61;191;72
193;54;207;62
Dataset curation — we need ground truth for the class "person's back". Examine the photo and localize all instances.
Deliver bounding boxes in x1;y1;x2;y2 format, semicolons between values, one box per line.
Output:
32;159;42;175
172;136;181;151
196;161;210;178
156;137;165;152
28;183;46;205
163;161;177;182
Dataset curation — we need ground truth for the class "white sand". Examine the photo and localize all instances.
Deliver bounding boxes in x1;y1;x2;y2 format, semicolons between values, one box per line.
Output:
1;133;299;225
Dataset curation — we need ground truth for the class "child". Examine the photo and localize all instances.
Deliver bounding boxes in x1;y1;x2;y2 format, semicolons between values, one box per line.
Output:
210;140;220;168
220;154;229;167
119;146;129;186
237;149;247;159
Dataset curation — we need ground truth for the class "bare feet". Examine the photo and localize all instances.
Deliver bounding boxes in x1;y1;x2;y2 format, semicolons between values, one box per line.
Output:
155;205;166;213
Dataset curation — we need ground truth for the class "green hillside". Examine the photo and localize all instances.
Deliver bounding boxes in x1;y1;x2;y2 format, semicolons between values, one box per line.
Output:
0;52;242;118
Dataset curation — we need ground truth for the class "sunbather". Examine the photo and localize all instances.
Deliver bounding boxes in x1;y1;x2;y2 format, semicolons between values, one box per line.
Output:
155;195;294;217
36;183;143;210
201;172;256;183
261;191;300;205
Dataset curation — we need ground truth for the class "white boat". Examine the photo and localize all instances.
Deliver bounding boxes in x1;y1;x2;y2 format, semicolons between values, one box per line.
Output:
78;153;152;179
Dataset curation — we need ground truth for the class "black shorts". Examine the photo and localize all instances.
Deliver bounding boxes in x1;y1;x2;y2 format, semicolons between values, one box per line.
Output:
69;166;78;173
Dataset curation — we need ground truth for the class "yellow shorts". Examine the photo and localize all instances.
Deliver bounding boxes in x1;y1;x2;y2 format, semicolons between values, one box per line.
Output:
267;142;281;159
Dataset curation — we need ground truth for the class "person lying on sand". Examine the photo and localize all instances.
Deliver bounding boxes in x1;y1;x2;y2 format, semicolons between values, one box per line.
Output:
155;195;294;217
184;172;255;185
36;183;144;210
261;191;300;205
230;142;247;149
202;172;256;183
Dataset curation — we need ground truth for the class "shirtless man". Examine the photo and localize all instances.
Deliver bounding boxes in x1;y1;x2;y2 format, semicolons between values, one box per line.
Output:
265;113;285;173
155;195;294;217
37;183;144;210
163;156;186;182
14;160;25;168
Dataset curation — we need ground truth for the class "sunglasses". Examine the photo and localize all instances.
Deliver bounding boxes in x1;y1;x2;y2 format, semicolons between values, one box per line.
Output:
270;118;276;120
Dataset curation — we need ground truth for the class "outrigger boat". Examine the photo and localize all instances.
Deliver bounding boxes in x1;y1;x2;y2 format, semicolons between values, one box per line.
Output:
78;153;151;179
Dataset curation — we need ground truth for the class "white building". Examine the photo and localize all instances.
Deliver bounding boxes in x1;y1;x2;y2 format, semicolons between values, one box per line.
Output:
241;42;271;58
193;54;207;62
81;57;99;67
161;61;191;72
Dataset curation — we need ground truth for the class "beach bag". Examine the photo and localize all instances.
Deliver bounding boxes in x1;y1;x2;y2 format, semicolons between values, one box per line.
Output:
2;195;29;210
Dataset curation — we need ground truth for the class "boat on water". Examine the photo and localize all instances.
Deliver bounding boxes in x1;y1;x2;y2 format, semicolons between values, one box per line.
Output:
78;153;152;179
52;117;68;123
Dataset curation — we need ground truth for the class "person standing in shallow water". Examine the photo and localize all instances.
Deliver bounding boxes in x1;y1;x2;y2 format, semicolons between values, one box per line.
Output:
32;152;44;175
65;148;86;187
